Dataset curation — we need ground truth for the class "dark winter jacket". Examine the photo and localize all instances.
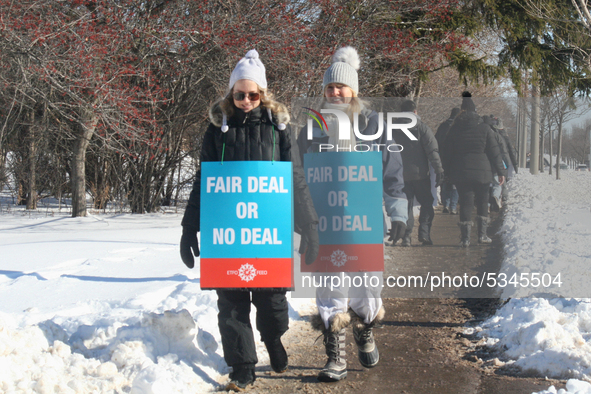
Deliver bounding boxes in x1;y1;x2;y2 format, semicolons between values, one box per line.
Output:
491;128;509;176
435;117;454;169
297;108;408;223
441;111;507;184
435;117;454;148
182;101;318;234
391;114;444;182
497;127;518;170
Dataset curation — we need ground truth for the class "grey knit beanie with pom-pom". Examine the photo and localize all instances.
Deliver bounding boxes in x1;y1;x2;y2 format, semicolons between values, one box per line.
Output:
323;47;360;93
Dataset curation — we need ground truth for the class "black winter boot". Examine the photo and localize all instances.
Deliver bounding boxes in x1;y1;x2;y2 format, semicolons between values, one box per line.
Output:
350;307;384;368
264;336;288;373
226;363;256;392
353;325;378;367
401;234;411;247
318;328;347;382
458;221;473;248
418;221;433;245
476;216;492;244
310;312;349;382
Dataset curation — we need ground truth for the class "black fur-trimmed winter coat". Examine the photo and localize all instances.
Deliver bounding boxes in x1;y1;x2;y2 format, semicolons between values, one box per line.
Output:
441;110;507;184
181;101;318;234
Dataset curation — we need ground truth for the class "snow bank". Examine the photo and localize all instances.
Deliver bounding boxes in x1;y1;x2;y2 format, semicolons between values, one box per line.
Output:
498;172;591;299
476;297;591;380
471;171;591;391
0;303;224;393
534;379;591;394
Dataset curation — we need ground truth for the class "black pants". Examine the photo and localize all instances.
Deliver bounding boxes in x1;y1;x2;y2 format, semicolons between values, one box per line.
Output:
403;178;434;239
217;289;288;367
455;181;490;222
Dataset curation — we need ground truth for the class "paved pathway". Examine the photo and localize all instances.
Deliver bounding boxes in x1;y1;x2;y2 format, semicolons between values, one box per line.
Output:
236;208;564;394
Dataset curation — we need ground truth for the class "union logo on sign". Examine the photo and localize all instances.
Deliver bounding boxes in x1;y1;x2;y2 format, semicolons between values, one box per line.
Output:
330;249;348;267
225;263;269;282
238;263;257;282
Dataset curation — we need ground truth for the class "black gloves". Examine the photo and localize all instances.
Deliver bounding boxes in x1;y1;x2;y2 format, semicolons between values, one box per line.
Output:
298;223;320;265
388;221;407;244
180;226;199;269
435;172;444;188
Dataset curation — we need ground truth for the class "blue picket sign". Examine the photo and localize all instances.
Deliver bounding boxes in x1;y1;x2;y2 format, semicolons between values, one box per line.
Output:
303;151;384;272
200;161;294;259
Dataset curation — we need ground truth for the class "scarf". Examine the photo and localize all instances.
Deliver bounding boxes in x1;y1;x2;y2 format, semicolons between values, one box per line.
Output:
323;102;363;151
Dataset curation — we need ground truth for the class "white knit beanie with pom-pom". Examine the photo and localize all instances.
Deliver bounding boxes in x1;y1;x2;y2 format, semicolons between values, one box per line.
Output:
323;46;360;93
228;49;267;90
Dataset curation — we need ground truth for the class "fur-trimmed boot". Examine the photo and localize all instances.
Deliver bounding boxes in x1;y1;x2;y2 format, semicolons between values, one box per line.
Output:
458;221;473;248
476;216;492;244
350;306;385;368
311;312;350;382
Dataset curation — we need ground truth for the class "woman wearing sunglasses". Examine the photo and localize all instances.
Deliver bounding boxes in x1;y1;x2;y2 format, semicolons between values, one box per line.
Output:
180;49;319;391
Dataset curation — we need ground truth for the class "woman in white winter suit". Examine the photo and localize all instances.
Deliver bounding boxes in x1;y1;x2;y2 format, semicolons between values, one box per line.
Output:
297;47;408;382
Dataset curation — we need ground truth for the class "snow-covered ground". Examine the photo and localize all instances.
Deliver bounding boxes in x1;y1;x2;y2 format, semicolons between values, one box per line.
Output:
468;171;591;394
1;170;591;393
0;204;313;393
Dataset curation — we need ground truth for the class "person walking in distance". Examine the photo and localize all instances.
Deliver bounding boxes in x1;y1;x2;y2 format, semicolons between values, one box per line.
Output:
441;92;506;247
436;107;460;214
484;115;518;211
180;49;320;391
392;99;444;246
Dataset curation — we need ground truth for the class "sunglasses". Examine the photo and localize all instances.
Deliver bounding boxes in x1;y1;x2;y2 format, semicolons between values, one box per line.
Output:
233;92;260;101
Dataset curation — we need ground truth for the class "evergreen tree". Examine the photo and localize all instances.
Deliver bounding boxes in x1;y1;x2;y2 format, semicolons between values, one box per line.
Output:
477;0;591;95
